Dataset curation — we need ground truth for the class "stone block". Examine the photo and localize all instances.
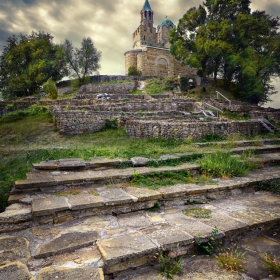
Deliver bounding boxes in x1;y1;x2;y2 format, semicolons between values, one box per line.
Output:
32;196;69;216
0;203;31;224
0;236;31;265
0;262;33;280
35;231;100;258
67;193;104;210
37;266;101;280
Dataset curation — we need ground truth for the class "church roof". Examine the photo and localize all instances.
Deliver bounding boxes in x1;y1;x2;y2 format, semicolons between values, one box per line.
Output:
141;0;152;11
158;18;175;28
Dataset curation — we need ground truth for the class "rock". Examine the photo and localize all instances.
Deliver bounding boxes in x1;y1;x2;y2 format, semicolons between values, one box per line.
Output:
35;231;100;258
131;157;149;167
0;236;31;265
37;266;101;280
0;203;31;223
0;261;33;280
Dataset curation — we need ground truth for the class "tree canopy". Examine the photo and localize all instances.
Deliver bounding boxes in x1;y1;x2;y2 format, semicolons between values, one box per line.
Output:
63;37;101;85
0;31;66;99
169;0;280;104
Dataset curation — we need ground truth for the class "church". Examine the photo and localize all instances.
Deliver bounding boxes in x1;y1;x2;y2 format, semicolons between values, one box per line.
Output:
124;0;196;77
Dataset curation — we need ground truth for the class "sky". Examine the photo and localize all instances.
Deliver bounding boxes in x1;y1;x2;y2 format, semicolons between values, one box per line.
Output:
0;0;279;108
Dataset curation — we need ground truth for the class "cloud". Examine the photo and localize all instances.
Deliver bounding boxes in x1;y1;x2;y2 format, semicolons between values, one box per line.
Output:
0;0;279;107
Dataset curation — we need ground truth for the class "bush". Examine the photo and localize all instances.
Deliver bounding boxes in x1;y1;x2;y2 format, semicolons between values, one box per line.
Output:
128;66;142;76
42;77;58;100
180;76;189;92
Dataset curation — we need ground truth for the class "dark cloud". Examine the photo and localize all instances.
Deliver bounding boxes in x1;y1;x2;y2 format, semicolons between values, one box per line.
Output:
0;0;279;107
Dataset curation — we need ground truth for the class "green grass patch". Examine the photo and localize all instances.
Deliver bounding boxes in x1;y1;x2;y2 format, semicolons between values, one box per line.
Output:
131;170;192;190
199;151;258;178
221;109;251;120
183;208;212;219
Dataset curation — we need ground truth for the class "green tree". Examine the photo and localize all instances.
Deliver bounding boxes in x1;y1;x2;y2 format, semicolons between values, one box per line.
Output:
42;77;58;100
0;31;66;99
63;37;101;85
170;0;280;104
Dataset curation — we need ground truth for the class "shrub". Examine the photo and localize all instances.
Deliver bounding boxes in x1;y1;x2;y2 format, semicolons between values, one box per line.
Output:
42;77;58;100
128;66;142;76
260;252;280;276
216;247;246;272
257;179;280;195
180;76;189;92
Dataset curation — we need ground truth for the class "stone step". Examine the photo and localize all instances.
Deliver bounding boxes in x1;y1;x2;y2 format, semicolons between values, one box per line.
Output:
13;163;200;192
1;191;279;278
3;166;280;233
195;138;280;148
13;148;280;194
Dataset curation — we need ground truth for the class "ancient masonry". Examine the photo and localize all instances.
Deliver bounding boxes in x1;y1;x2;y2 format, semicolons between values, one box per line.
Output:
124;0;196;77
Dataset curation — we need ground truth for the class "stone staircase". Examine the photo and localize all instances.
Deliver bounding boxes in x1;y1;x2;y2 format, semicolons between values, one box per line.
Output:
1;141;280;279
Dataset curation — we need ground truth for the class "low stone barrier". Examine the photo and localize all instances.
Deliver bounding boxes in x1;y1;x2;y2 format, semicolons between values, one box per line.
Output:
78;82;136;95
125;119;263;140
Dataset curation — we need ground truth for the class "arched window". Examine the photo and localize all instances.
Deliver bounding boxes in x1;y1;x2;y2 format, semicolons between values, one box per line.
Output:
144;11;147;19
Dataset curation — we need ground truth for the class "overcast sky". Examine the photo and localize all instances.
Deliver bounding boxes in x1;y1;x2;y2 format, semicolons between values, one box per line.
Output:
0;0;279;108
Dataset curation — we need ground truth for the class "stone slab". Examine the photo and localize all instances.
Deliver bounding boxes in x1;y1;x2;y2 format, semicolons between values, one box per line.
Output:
32;196;69;216
15;176;56;189
124;187;162;201
37;266;101;280
0;261;33;280
7;194;25;205
33;160;59;170
58;159;86;170
164;213;224;242
96;232;158;267
35;231;99;258
198;212;249;235
97;187;136;206
131;157;149;167
89;157;123;168
0;236;30;265
117;212;151;228
142;223;194;249
0;203;31;223
67;193;104;210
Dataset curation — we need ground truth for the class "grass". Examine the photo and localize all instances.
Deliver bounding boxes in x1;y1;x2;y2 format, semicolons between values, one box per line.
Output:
183;208;212;219
216;247;246;272
199;151;258;178
55;187;80;196
131;170;192;190
260;252;280;276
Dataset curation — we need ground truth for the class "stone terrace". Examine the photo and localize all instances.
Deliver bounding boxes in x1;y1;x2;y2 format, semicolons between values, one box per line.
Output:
0;141;280;279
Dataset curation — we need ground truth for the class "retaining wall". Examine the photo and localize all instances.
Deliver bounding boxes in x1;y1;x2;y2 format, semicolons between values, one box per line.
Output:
125;119;263;140
78;82;136;94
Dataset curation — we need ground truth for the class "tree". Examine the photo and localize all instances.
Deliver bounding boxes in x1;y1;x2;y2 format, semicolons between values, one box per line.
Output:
63;37;101;85
170;0;280;104
42;77;58;100
0;31;66;99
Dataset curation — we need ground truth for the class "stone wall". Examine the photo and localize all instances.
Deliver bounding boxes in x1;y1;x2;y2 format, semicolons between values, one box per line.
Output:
205;98;280;123
78;82;136;95
125;119;264;140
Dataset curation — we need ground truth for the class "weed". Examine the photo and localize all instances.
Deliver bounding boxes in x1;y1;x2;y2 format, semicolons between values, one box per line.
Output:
260;252;280;276
184;200;206;205
257;179;280;194
156;250;182;279
88;189;100;196
145;202;161;212
55;186;80;196
222;110;251;120
197;226;221;255
201;134;225;142
199;151;256;178
183;208;212;219
103;117;118;130
216;247;246;272
121;98;129;102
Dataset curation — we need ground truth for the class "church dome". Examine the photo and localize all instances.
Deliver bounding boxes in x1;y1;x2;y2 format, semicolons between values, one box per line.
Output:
157;18;175;29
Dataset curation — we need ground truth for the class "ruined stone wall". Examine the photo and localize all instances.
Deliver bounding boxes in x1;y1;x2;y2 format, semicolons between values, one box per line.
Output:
78;82;136;95
125;119;263;140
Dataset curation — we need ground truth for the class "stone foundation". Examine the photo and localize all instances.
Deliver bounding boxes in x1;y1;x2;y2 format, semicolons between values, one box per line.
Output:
125;119;264;140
